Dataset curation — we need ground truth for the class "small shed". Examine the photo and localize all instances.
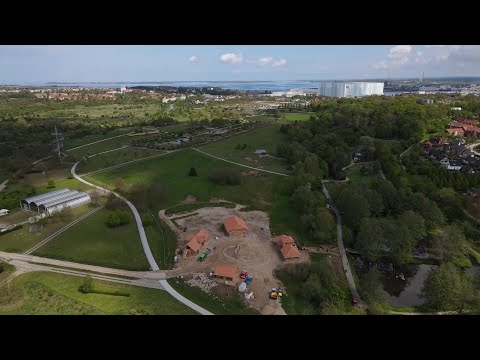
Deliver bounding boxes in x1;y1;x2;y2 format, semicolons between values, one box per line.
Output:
255;149;267;155
186;239;201;254
280;244;301;260
273;234;295;247
0;209;9;217
224;215;248;237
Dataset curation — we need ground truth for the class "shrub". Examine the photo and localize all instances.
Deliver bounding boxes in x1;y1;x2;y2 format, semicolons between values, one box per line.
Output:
78;276;93;293
209;168;242;185
47;178;56;188
105;210;131;228
141;213;153;227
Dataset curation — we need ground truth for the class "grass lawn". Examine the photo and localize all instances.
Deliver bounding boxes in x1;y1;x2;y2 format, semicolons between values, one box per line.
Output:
168;277;258;315
34;208;150;271
345;164;381;185
0;262;15;284
87;148;285;212
165;201;236;216
76;148;164;174
66;128;132;149
145;213;178;270
0;272;196;315
67;132;161;159
198;124;290;173
0;205;97;253
21;169;91;192
280;111;316;122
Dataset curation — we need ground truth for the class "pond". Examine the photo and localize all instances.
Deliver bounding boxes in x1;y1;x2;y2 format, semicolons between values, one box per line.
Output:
352;254;479;308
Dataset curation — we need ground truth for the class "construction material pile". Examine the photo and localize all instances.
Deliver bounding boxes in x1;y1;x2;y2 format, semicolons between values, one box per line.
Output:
186;273;218;294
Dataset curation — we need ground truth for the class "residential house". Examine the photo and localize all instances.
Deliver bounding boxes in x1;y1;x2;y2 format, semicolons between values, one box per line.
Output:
213;264;237;282
280;244;301;260
223;215;248;237
446;128;465;136
447;160;463;171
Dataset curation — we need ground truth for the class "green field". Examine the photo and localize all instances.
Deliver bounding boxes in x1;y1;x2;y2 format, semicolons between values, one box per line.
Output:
33;208;150;271
0;262;15;284
168;277;258;315
198;124;290;173
0;205;98;253
66;128;133;149
76;148;164;174
0;272;196;315
145;213;178;269
67;134;150;159
345;164;381;185
281;112;316;122
165;201;236;216
87;148;286;212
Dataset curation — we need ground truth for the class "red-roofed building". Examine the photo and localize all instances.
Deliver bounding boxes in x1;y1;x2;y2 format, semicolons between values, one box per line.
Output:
223;215;248;237
464;126;480;137
280;244;301;260
462;119;479;126
213;264;237;281
186;239;201;254
273;235;295;247
183;228;210;257
446;128;465;136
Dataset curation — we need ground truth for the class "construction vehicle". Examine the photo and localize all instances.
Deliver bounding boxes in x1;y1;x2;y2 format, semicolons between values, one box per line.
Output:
198;253;207;262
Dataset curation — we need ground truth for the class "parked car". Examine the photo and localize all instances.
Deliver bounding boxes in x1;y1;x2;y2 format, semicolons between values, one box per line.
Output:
240;270;247;279
198;253;207;262
245;276;253;285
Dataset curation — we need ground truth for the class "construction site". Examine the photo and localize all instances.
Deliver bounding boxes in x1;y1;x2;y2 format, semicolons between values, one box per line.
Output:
161;204;308;315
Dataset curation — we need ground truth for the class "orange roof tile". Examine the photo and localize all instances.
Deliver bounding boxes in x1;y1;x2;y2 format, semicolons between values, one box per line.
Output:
214;264;237;279
224;215;248;233
186;234;195;242
186;239;201;253
273;235;295;247
281;244;300;259
195;228;210;244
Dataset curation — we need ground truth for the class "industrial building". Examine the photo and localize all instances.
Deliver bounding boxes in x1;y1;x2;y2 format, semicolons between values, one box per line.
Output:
20;188;91;216
318;81;384;98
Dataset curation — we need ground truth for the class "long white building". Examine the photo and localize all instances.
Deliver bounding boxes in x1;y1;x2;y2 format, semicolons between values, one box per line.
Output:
318;82;384;98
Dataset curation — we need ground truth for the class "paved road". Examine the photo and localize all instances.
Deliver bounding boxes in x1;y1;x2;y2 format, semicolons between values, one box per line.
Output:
323;183;366;308
466;141;480;156
71;162;213;315
24;206;105;255
192;148;290;177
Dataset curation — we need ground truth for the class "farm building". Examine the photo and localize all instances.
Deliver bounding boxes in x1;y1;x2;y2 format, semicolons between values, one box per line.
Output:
213;264;237;281
186;239;201;254
186;228;210;245
273;234;295;247
20;188;91;216
280;243;301;260
223;215;248;237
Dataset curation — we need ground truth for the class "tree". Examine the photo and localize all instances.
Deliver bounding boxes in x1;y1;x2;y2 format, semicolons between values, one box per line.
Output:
398;210;426;244
115;177;128;193
141;213;153;227
360;269;387;305
422;262;478;312
301;207;336;245
337;188;370;231
188;167;198;177
47;178;56;188
89;190;101;206
355;218;384;261
364;190;384;217
433;224;465;261
78;276;93;293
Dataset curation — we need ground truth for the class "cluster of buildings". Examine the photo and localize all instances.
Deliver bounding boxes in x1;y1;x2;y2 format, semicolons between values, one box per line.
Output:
446;116;480;137
317;81;384;98
424;137;479;173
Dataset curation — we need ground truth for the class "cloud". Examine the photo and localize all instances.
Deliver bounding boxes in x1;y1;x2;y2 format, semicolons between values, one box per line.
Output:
272;58;287;67
220;53;243;64
387;45;412;65
188;55;198;63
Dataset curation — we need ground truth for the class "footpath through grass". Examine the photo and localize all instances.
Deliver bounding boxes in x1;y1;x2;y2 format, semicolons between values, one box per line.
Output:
168;277;258;315
0;272;196;315
198;124;289;173
34;208;150;271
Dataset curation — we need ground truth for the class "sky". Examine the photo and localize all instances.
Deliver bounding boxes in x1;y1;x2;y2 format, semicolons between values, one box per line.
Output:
0;45;479;84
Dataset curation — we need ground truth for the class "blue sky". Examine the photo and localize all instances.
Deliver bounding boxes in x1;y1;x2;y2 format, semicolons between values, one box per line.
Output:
0;45;479;83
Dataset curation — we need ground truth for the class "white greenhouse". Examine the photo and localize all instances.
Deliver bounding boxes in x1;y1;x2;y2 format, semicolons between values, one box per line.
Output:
21;188;91;216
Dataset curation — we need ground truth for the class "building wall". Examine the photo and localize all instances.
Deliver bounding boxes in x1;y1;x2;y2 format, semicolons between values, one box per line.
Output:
318;82;384;98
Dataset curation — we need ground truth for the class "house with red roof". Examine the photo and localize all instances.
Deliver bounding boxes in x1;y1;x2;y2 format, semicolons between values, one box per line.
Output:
223;215;248;237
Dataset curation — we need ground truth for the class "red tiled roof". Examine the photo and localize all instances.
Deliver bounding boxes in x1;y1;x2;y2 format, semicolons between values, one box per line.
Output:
281;244;300;259
273;235;295;247
224;215;248;233
195;228;210;245
186;239;201;253
446;128;465;134
214;264;237;279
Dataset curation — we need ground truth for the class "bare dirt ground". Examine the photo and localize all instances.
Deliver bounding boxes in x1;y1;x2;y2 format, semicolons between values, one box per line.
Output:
23;168;69;187
165;206;304;315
